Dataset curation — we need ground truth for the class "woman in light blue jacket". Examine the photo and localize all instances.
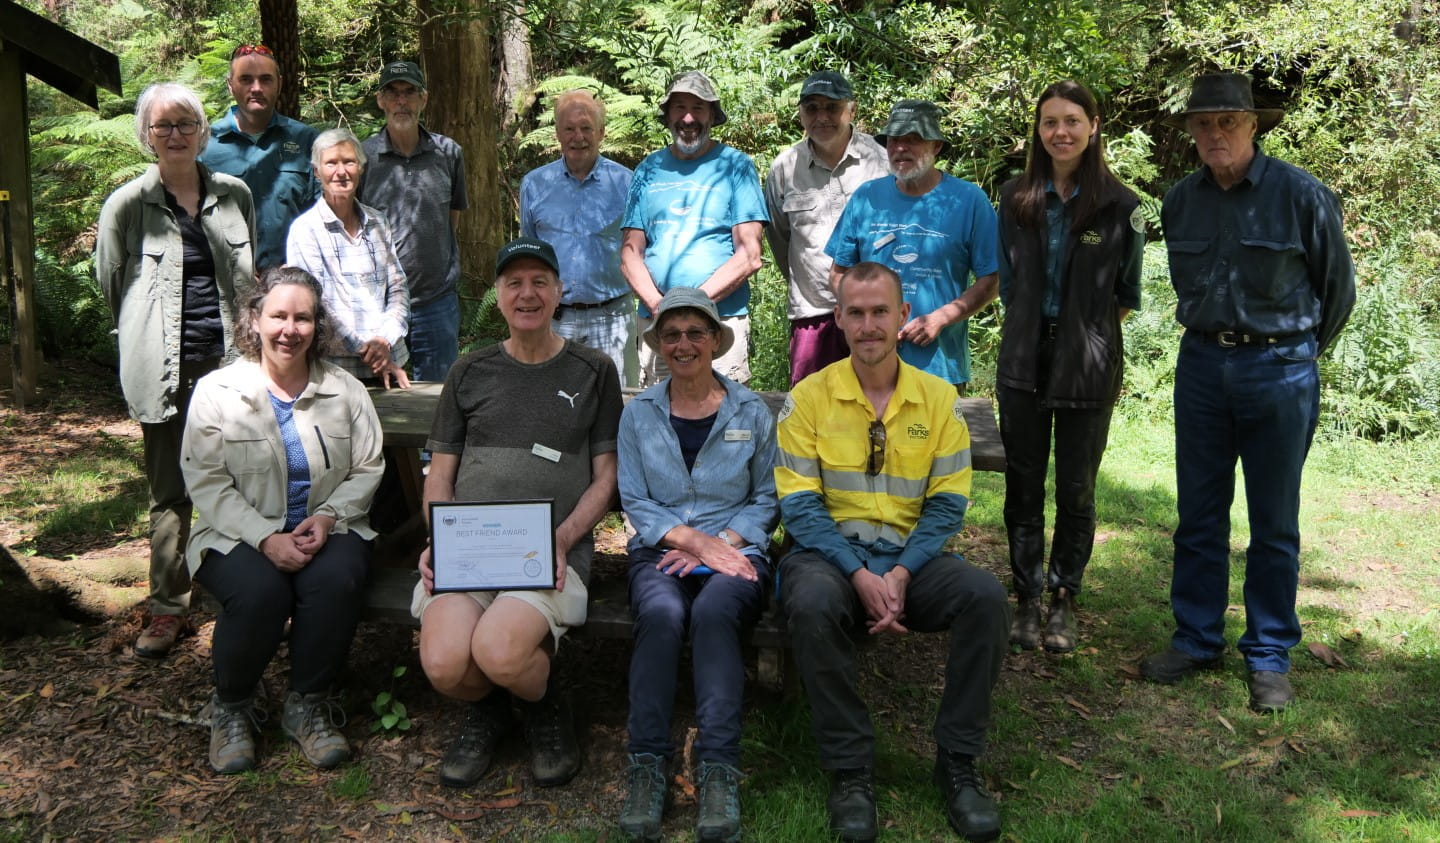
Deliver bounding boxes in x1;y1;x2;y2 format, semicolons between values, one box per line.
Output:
94;82;255;660
615;286;779;843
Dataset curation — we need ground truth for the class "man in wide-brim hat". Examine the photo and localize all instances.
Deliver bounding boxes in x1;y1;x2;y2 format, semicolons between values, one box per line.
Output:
1139;71;1356;715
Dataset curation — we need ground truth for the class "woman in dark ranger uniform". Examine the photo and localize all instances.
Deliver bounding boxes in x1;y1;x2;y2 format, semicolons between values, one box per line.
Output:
996;80;1144;653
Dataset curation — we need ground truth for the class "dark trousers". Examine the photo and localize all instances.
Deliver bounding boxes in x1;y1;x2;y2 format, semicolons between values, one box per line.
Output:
998;381;1114;600
779;551;1008;768
140;357;219;614
1171;331;1319;672
194;531;371;702
626;549;771;764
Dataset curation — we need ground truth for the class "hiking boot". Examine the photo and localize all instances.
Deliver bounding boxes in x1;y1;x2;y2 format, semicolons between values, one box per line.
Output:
1008;597;1042;650
281;690;351;769
933;750;1000;842
618;752;668;842
1042;588;1078;653
826;767;877;843
1138;647;1223;685
523;681;580;787
695;761;743;842
439;693;513;788
1248;670;1295;713
208;694;263;774
134;614;187;660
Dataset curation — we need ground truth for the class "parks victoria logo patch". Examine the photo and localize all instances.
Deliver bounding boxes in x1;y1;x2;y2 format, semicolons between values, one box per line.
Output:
777;394;795;424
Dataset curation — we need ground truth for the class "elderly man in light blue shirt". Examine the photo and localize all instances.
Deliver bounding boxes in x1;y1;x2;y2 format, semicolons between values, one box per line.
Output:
520;90;636;386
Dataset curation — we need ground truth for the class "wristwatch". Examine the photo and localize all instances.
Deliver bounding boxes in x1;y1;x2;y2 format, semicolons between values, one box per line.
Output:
719;528;742;548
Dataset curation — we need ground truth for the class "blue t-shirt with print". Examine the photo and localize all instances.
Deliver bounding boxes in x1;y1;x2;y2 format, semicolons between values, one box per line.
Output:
621;143;769;318
825;173;998;384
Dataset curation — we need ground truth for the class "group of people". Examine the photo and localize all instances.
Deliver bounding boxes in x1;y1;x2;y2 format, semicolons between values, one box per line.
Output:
96;45;1355;843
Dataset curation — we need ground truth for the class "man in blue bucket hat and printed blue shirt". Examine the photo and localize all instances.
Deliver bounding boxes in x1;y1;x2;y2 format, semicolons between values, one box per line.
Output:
1139;72;1355;713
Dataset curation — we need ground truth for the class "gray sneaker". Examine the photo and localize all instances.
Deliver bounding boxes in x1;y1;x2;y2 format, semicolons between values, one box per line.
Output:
618;752;668;841
208;694;263;774
281;691;351;769
696;761;743;842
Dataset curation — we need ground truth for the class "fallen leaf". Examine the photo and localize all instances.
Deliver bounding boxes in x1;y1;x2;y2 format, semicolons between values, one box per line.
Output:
1259;735;1287;749
1055;755;1083;772
1283;793;1300;805
1339;809;1382;818
1307;642;1349;668
1216;800;1223;827
1064;696;1092;716
1217;756;1246;771
1217;715;1235;734
39;683;54;699
493;785;520;797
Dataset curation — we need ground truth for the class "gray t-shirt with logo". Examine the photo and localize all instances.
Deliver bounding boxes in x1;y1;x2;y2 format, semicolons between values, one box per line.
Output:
427;340;622;584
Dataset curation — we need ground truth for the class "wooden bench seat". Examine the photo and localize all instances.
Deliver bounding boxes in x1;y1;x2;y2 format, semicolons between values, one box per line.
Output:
349;387;1007;686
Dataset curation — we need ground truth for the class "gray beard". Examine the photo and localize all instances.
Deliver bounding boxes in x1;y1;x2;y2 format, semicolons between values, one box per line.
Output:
672;128;710;156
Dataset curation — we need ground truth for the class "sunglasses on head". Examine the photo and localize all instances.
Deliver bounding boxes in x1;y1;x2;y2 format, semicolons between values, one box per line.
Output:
230;44;275;60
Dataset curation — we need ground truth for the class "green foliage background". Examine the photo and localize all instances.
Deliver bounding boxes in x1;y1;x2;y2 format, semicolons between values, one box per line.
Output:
14;0;1440;438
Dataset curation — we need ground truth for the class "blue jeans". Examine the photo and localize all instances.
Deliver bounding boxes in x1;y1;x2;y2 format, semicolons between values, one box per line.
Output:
1170;330;1320;672
408;293;460;383
626;547;771;764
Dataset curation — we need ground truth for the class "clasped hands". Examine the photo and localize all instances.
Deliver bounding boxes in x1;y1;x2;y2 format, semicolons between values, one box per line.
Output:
259;514;336;572
851;566;911;635
656;533;758;582
359;337;411;389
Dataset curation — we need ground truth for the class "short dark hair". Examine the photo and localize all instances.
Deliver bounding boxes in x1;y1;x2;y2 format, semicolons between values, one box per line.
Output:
837;262;904;306
235;267;337;364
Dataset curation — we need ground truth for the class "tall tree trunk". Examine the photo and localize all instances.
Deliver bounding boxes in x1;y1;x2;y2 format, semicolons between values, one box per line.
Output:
418;0;504;296
258;0;302;119
496;3;532;134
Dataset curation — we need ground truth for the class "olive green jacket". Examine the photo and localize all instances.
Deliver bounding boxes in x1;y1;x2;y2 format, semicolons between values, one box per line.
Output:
95;163;255;423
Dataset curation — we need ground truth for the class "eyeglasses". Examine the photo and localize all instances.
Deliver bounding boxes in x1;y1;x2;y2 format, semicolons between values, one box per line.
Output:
659;328;714;345
230;44;275;60
801;100;846;116
149;121;203;137
867;421;886;476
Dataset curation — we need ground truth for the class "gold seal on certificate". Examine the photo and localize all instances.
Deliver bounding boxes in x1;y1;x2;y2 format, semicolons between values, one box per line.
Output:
429;499;556;591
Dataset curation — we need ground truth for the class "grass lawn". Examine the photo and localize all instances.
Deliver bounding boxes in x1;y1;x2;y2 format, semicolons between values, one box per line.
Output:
732;408;1440;842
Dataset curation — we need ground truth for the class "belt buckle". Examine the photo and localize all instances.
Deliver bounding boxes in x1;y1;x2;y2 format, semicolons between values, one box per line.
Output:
1216;330;1238;348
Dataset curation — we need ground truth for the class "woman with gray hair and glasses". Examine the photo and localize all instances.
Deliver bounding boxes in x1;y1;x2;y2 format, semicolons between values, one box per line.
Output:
286;127;411;388
95;81;256;661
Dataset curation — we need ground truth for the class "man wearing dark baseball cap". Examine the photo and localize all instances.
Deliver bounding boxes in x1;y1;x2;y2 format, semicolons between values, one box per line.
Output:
1139;72;1355;714
360;59;469;383
413;234;623;793
825;99;1000;390
765;71;889;385
621;71;769;387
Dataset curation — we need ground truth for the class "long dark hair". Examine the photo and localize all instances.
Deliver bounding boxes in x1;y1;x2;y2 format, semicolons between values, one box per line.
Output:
235;266;337;364
1008;80;1122;232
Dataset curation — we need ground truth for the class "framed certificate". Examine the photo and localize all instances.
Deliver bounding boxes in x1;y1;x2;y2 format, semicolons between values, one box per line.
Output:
429;499;556;592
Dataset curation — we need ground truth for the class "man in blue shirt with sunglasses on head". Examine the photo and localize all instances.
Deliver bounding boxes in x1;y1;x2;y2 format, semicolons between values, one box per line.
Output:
200;43;319;271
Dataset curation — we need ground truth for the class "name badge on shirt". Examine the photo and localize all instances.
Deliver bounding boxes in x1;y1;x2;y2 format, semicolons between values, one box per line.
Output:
531;443;562;463
724;429;752;442
873;233;897;249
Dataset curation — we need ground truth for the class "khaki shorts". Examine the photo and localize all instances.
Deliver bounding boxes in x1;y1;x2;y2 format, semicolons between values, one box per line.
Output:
410;577;589;647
